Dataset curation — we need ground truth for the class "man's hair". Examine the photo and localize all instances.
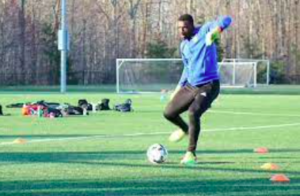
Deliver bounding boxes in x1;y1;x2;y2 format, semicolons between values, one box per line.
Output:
178;14;194;25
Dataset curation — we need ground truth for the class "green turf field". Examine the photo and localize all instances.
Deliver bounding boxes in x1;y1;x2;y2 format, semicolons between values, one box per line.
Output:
0;92;299;195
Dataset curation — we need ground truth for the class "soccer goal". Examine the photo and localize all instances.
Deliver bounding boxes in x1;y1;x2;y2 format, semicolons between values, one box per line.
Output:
116;58;270;93
116;58;182;93
221;58;270;88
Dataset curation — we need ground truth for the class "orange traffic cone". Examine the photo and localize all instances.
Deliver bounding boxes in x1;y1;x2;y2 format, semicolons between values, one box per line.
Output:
261;163;280;170
270;174;290;183
13;138;27;144
254;147;269;154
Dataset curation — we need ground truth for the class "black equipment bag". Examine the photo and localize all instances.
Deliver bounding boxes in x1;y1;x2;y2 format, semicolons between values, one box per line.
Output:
97;98;111;111
0;105;3;116
114;99;133;112
78;99;93;111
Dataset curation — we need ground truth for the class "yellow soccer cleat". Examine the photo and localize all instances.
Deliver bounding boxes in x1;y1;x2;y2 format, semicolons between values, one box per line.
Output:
168;129;186;142
180;151;197;165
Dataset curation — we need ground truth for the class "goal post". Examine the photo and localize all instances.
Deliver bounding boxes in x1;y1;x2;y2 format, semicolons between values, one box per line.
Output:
222;58;270;86
116;58;270;93
116;58;182;93
219;61;258;88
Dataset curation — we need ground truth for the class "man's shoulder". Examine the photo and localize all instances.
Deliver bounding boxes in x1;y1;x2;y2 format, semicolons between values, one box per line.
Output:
180;40;187;45
180;40;188;50
199;22;213;32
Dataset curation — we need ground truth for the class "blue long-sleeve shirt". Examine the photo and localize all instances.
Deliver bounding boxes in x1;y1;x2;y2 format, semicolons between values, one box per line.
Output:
178;16;232;87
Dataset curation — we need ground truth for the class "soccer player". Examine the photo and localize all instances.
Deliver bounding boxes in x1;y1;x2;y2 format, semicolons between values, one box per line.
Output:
163;14;232;165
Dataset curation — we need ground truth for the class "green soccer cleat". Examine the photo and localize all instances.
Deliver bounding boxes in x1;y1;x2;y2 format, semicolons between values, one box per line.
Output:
168;129;186;142
180;151;197;165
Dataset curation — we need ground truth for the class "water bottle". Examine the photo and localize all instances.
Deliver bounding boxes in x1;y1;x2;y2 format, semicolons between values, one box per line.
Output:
37;106;43;117
49;112;55;119
22;104;28;116
83;108;88;116
92;103;97;113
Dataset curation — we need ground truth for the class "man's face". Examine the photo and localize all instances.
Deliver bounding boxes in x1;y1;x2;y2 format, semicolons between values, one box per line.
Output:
178;20;194;39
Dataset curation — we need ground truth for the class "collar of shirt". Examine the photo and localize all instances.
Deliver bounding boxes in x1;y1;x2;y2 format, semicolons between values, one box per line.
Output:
184;27;200;41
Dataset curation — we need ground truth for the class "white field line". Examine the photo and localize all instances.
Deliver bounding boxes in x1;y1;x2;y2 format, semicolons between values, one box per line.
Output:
1;122;300;146
209;110;300;117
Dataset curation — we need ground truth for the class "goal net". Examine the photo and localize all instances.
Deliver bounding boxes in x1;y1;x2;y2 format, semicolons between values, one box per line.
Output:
221;58;270;88
116;58;270;93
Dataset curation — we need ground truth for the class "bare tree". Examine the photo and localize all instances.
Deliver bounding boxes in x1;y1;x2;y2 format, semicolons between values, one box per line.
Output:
0;0;300;85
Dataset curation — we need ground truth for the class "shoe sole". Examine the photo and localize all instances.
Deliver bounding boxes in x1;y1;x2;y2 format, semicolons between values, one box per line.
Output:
168;133;186;143
181;160;197;166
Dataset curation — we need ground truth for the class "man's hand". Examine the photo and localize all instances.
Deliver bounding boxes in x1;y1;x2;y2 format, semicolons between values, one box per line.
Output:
170;86;181;101
206;27;222;46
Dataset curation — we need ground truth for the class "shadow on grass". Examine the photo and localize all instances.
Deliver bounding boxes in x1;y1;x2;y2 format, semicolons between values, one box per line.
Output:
198;149;300;154
0;135;106;139
0;149;299;162
0;149;299;195
0;150;299;174
0;177;299;196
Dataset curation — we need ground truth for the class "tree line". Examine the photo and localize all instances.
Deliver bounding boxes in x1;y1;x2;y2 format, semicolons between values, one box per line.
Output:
0;0;299;85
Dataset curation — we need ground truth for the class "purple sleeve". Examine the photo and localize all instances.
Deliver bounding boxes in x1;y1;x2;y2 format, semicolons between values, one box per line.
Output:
205;16;232;32
217;16;232;31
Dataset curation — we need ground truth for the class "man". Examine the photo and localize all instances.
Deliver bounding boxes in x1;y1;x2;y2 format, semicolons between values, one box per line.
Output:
163;14;232;165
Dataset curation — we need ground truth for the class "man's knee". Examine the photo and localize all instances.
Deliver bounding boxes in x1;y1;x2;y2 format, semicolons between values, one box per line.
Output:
163;109;175;120
188;110;202;119
163;103;177;120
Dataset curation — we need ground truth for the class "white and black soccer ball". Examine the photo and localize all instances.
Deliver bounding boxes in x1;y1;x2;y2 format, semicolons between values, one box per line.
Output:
147;144;168;164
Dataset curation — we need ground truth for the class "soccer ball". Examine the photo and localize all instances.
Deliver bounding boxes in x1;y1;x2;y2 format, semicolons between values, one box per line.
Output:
147;144;168;164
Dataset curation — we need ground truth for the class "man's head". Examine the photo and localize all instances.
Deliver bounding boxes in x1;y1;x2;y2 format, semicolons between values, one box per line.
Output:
178;14;195;39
